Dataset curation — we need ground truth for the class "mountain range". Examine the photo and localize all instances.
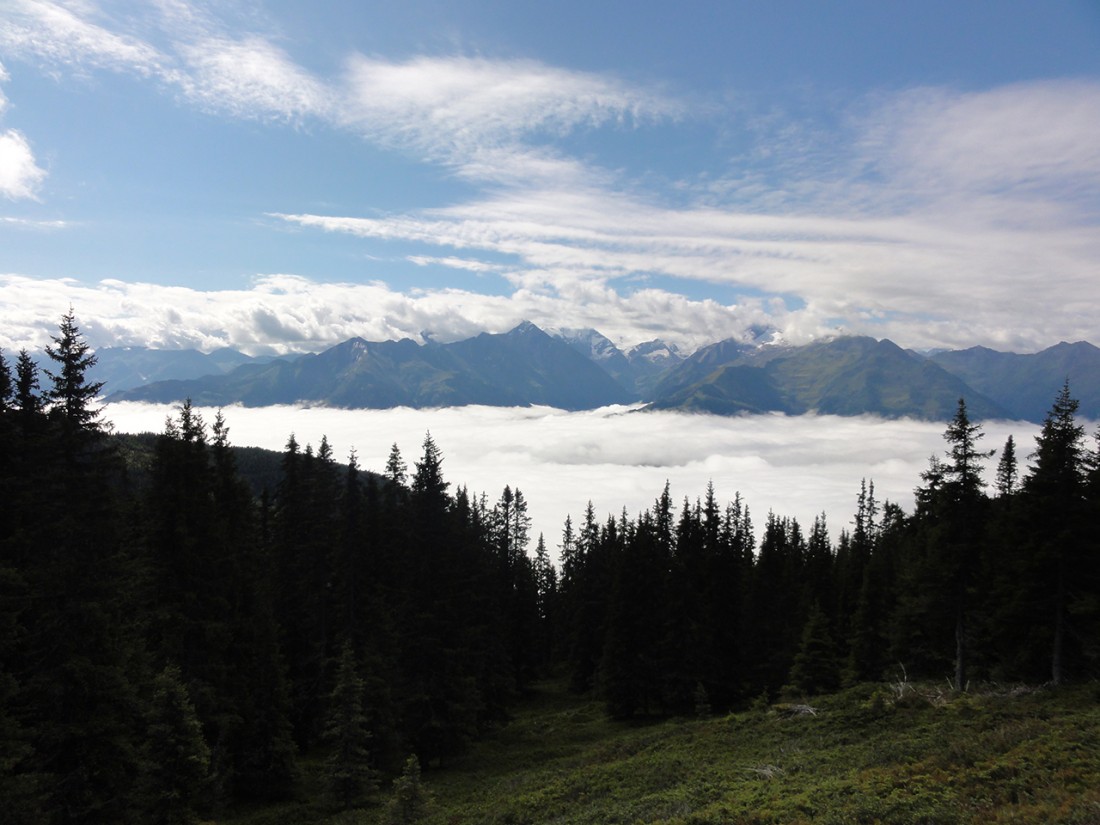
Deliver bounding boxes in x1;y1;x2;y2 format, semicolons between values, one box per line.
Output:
104;323;1100;423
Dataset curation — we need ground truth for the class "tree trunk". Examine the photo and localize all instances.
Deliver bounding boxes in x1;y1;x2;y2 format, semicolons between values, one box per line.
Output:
1052;558;1065;686
954;610;966;692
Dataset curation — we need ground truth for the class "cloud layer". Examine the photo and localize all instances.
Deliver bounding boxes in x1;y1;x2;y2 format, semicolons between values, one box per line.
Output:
103;401;1044;559
0;271;781;354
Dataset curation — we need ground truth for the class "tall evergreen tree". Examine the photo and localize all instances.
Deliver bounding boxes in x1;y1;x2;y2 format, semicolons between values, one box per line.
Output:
323;641;377;810
138;664;212;825
788;602;840;696
0;348;12;413
44;309;106;462
4;317;146;823
941;399;992;688
13;349;45;435
531;533;558;673
1023;381;1087;685
995;434;1018;497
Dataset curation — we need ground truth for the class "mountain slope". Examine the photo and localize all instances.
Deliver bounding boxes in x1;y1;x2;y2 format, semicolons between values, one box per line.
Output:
105;330;1097;421
450;322;635;409
650;336;1010;419
556;328;639;395
48;346;263;393
929;341;1100;422
555;328;684;398
109;323;632;410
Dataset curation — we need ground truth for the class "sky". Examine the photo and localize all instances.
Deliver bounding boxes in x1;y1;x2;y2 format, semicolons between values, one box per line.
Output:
103;401;1043;555
2;1;1100;357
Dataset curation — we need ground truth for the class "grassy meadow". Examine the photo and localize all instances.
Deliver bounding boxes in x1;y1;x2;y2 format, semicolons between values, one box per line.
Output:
227;678;1100;825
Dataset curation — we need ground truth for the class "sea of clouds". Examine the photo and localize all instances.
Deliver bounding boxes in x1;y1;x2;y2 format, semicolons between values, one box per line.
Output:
105;402;1044;557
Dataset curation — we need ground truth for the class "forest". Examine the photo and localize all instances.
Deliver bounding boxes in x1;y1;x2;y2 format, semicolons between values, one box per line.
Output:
2;312;1099;823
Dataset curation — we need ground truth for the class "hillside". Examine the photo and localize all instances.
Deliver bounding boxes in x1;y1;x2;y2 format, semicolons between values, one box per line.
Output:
227;678;1100;824
99;329;1100;421
648;337;1009;420
930;341;1100;422
108;323;633;411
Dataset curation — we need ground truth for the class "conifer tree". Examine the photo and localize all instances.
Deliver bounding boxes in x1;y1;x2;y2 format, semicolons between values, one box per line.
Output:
385;442;408;488
996;434;1018;497
788;602;840;695
0;347;12;413
138;664;212;825
44;309;106;459
941;399;992;688
1024;381;1087;684
14;349;45;434
532;533;558;672
323;641;377;810
386;755;431;824
9;315;144;822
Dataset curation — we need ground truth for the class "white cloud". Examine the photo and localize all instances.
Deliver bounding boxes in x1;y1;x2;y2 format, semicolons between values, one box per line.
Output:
0;130;46;199
0;272;775;355
275;170;1100;352
0;215;66;228
0;60;47;200
270;76;1100;353
863;81;1100;204
102;401;1044;560
0;0;165;75
407;255;505;273
337;54;680;183
178;35;332;123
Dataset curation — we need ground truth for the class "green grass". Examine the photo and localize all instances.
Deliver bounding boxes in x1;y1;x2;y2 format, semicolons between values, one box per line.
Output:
225;679;1100;824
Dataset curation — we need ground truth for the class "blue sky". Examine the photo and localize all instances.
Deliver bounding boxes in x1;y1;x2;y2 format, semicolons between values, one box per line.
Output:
1;0;1099;356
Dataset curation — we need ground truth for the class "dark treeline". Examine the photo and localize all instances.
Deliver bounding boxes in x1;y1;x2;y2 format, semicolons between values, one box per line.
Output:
1;313;547;822
552;385;1100;719
2;313;1100;822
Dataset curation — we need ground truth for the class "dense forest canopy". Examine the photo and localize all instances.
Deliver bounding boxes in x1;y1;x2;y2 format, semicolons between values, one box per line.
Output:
2;312;1099;823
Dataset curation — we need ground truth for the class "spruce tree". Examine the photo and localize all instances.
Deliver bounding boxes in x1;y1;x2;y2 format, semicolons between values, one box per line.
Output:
11;315;144;821
44;309;106;459
1024;381;1087;684
995;434;1018;497
14;349;45;434
942;399;992;689
788;602;840;695
386;755;431;824
323;641;377;810
138;664;212;825
0;347;12;413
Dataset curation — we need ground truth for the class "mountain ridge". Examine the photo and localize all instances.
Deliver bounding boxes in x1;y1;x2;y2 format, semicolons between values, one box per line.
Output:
103;325;1100;422
109;323;633;412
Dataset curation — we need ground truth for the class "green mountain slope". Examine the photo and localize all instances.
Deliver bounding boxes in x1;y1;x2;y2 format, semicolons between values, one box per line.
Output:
930;341;1100;422
650;336;1009;419
109;323;633;410
226;679;1100;824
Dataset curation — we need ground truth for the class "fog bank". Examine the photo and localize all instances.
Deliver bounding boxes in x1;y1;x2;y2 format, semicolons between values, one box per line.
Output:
105;402;1042;556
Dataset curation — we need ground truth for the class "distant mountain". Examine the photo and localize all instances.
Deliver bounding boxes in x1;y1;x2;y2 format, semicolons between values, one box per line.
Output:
103;328;1099;422
555;328;684;397
42;346;265;394
648;336;1010;420
929;341;1100;422
625;340;685;398
648;338;764;402
109;322;633;411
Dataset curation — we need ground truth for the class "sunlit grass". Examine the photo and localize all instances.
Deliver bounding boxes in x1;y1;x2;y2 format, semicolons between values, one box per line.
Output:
226;679;1100;824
